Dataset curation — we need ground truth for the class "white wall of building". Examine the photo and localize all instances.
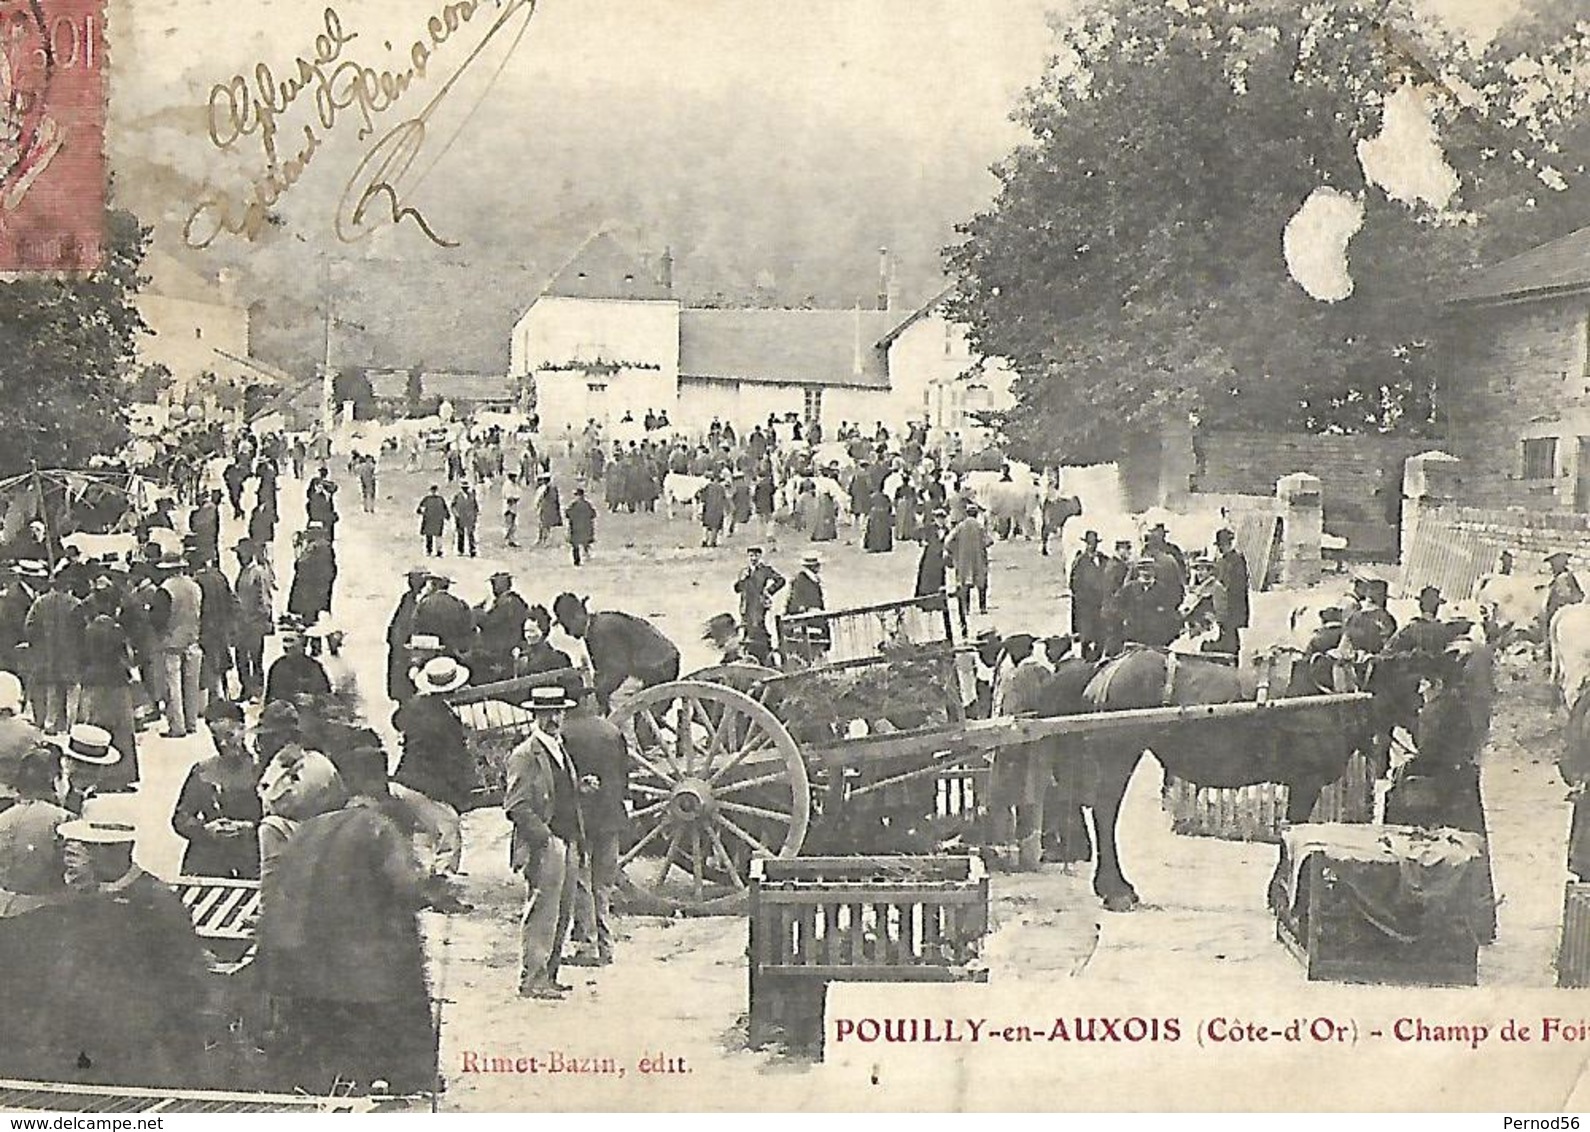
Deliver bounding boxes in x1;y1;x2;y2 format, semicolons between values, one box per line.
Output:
135;292;250;391
821;387;894;433
515;295;683;434
513;296;680;377
888;310;1016;448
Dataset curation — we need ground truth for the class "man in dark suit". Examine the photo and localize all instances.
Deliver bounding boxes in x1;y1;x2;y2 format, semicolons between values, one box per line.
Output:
1068;530;1108;661
1211;528;1250;656
563;688;628;968
413;573;476;660
258;742;435;1093
474;571;529;682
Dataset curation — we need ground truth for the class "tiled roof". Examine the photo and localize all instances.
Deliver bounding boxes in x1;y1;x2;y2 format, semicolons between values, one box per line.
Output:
875;285;954;349
1448;224;1590;305
542;232;671;302
678;308;900;389
324;257;554;374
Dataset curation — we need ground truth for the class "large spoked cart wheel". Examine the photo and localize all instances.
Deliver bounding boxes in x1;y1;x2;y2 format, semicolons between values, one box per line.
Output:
610;680;810;915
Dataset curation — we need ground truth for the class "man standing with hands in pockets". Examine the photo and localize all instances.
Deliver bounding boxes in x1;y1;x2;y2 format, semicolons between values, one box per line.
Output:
504;686;586;1000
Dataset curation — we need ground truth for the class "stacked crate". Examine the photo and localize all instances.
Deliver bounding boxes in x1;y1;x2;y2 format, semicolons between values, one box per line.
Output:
747;855;989;1054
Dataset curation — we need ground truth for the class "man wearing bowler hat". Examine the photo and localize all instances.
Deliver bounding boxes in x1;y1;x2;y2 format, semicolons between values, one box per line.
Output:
1068;531;1108;661
504;685;584;998
1547;551;1585;645
734;546;785;666
563;684;627;968
233;539;274;702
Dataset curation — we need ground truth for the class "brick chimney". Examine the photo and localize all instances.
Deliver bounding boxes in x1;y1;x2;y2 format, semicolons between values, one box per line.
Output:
876;247;890;311
659;246;674;294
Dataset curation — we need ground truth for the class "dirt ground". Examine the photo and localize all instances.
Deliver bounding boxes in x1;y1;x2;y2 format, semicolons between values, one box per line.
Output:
117;452;1578;1110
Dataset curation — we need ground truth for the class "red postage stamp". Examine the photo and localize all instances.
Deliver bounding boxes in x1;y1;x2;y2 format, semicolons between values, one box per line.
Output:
0;0;105;272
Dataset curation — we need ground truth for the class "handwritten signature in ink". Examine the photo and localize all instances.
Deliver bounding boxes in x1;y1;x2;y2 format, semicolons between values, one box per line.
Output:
186;0;537;250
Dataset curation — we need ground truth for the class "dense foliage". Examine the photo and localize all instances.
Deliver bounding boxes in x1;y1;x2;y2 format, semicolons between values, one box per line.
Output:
0;209;148;473
946;0;1590;465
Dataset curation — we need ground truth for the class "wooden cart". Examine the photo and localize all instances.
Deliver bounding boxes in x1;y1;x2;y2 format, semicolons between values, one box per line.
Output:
605;591;1375;915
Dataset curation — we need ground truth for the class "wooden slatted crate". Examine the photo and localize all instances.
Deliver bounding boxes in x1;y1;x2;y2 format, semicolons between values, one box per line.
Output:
1164;752;1374;844
747;855;989;1054
1556;882;1590;987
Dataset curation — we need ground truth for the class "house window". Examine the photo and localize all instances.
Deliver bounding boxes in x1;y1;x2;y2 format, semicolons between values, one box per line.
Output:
803;388;823;422
1523;437;1558;480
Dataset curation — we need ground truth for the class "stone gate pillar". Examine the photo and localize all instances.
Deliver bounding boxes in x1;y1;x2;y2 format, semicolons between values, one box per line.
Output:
1401;451;1461;563
1276;472;1323;587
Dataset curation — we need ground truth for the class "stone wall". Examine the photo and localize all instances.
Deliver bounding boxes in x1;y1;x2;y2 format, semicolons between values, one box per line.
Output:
1191;429;1426;559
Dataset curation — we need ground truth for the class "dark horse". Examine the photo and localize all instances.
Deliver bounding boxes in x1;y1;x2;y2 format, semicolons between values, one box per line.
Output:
1029;646;1420;911
551;593;682;709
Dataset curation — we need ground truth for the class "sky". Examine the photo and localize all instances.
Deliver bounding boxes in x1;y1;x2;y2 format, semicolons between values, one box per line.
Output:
95;0;1538;341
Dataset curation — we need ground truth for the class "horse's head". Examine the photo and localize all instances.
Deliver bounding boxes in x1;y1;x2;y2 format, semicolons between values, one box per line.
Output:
552;592;589;637
1363;648;1444;736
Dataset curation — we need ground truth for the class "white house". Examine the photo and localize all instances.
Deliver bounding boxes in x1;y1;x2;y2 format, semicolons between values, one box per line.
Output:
136;251;256;410
875;287;1017;449
510;233;1017;439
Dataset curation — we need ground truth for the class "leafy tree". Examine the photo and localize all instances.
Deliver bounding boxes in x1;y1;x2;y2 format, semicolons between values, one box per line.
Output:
944;0;1589;465
332;366;376;417
0;208;148;472
129;362;172;404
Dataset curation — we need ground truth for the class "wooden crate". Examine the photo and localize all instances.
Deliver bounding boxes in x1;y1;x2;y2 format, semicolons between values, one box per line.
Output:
747;855;989;1054
1556;882;1590;987
1276;851;1478;987
1164;752;1374;844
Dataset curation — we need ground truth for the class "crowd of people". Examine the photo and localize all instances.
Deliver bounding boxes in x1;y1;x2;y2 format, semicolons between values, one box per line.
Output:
1;401;1582;1100
0;425;642;1095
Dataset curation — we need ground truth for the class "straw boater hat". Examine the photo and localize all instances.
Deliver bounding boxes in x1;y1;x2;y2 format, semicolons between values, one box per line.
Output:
57;816;138;846
407;633;443;653
801;552;823;568
528;686;576;712
13;560;48;579
56;724;121;767
410;655;471;694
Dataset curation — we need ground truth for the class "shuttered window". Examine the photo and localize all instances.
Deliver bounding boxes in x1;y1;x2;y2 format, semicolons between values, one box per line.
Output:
1523;436;1558;480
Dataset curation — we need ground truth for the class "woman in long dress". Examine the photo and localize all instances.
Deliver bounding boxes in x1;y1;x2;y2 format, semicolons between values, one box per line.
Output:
863;490;895;553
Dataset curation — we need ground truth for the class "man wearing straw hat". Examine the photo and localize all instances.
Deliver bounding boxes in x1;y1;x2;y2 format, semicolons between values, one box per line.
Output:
783;552;830;661
54;724;124;815
46;799;211;1087
504;685;584;999
392;655;475;890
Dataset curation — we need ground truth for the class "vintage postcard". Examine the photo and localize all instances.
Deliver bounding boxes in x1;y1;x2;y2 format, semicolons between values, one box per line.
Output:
1;0;1589;1115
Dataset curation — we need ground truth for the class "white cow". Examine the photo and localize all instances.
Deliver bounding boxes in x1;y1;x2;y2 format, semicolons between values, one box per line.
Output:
661;473;710;520
1552;604;1590;711
63;532;138;562
1474;572;1552;643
